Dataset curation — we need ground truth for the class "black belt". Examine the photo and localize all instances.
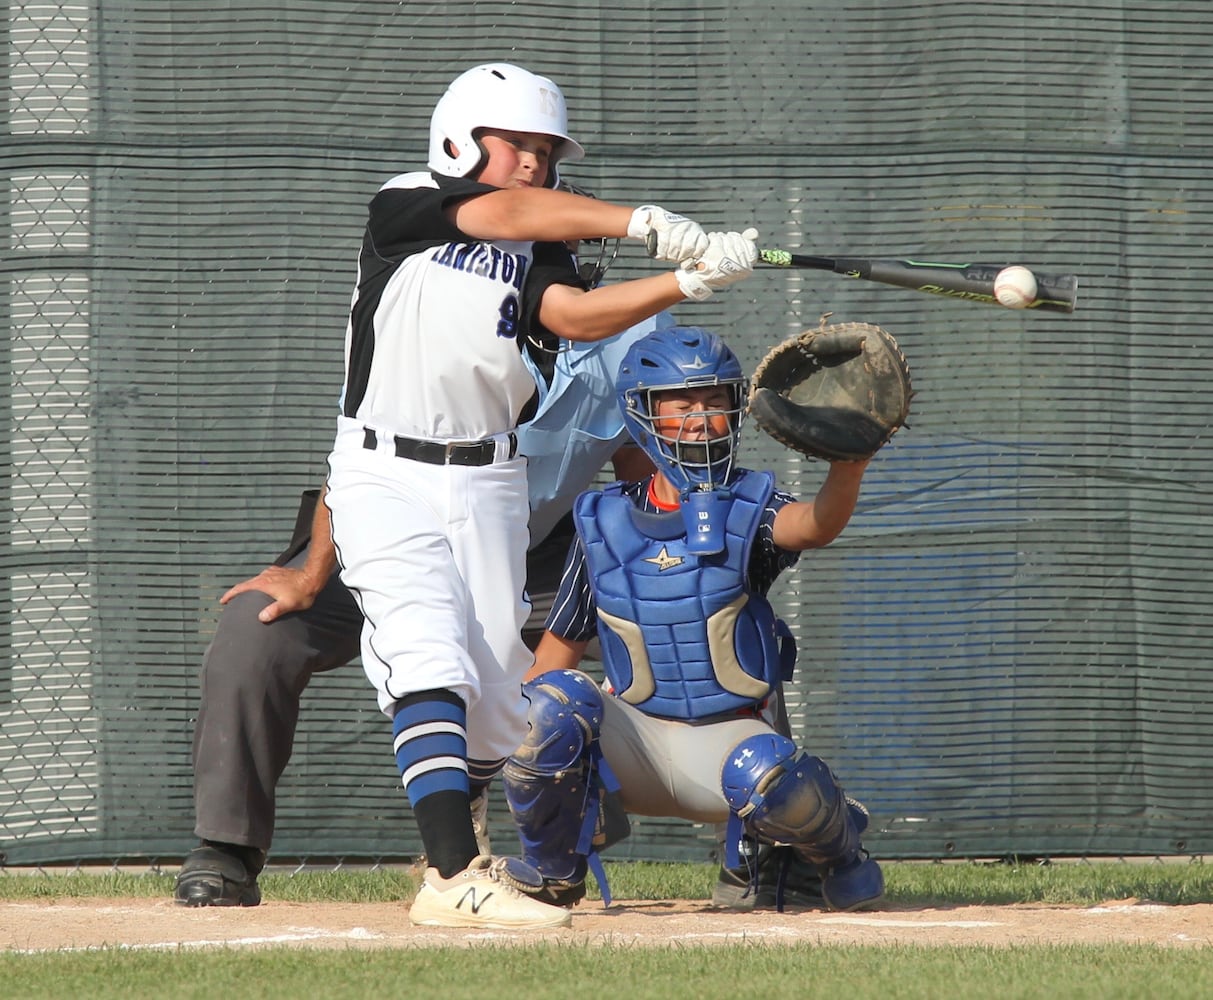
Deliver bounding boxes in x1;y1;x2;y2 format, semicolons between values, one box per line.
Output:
362;427;517;467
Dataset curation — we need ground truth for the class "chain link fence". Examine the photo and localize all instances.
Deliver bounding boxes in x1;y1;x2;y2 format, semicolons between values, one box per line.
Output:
3;1;1212;867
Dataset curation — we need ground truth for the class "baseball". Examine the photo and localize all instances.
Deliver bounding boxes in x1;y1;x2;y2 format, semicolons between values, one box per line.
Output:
994;266;1038;309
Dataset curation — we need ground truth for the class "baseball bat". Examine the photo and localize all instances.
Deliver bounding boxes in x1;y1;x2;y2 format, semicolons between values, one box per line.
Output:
758;250;1078;314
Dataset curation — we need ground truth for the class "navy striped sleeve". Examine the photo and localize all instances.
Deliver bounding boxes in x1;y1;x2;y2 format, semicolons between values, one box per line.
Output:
543;534;598;641
748;488;802;595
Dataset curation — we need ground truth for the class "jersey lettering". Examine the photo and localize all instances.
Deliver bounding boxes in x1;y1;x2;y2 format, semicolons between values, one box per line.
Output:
433;242;529;291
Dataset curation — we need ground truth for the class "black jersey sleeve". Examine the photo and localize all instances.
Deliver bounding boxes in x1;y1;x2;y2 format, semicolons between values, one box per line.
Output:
364;174;498;260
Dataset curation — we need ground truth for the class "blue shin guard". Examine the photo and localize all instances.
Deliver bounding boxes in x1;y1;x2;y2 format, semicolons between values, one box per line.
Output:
503;670;618;905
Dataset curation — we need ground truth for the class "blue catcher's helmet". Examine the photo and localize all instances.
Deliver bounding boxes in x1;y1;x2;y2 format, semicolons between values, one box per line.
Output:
616;326;748;493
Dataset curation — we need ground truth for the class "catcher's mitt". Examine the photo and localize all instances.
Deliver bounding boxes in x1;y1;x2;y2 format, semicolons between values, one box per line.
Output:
748;317;912;461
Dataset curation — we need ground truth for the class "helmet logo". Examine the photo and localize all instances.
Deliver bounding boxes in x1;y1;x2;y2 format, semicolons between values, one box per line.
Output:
538;88;559;117
681;355;711;371
643;545;684;571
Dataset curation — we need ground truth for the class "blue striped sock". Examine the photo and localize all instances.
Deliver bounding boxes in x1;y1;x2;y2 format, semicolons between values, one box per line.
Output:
391;692;469;808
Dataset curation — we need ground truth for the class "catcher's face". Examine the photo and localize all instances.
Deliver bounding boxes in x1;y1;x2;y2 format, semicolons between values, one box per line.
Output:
652;387;735;443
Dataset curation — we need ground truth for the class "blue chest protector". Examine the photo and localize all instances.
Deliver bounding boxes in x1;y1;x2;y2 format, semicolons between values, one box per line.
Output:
574;470;785;720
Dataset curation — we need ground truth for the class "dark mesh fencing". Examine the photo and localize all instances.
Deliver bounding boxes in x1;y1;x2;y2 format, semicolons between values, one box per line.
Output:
2;1;1210;865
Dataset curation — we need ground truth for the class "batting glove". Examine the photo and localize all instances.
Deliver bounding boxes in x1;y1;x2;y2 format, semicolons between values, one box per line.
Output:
675;228;759;301
628;205;710;263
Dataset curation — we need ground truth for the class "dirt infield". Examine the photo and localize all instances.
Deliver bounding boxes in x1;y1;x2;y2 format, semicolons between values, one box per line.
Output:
4;898;1211;952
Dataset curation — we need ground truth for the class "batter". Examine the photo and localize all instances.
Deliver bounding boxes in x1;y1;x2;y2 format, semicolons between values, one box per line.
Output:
323;62;759;929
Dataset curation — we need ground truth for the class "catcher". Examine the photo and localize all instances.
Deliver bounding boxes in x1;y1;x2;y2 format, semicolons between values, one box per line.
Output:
502;321;911;911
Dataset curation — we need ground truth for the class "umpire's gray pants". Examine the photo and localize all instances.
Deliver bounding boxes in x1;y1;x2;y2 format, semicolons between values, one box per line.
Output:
191;547;362;850
191;538;571;851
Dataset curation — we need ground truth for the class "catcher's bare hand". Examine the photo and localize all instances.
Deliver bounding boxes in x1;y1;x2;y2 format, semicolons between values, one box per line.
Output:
220;565;326;623
748;319;912;462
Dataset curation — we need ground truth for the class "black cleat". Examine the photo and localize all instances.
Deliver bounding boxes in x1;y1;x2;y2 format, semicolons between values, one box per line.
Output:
712;836;764;909
755;846;825;911
174;843;265;907
536;877;588;908
714;837;827;912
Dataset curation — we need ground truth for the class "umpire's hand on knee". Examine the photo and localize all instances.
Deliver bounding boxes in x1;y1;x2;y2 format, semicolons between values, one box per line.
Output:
220;566;324;622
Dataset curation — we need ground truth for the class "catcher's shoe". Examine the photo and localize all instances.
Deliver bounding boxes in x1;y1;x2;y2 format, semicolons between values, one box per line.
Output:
716;799;868;911
713;863;758;909
535;874;587;908
819;851;884;912
174;843;265;907
714;843;826;911
530;854;589;908
755;846;825;911
712;837;764;909
408;855;572;929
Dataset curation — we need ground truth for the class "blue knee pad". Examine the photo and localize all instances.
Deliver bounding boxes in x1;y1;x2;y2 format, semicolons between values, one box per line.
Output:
720;732;859;867
503;671;613;890
510;669;604;774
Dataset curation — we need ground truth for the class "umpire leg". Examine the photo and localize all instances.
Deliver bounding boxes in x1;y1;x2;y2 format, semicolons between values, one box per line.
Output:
180;546;362;905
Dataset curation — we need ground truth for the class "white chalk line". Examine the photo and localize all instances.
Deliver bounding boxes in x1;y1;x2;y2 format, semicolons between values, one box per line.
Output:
11;926;386;955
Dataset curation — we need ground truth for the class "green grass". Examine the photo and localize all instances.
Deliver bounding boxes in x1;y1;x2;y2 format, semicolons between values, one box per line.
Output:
2;858;1210;906
2;861;1210;1000
2;942;1211;1000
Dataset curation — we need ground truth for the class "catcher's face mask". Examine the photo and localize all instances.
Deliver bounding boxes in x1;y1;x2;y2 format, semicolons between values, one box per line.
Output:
617;326;748;494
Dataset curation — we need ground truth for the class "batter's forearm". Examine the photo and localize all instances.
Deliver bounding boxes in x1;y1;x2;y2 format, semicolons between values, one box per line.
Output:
452;188;634;243
539;275;686;343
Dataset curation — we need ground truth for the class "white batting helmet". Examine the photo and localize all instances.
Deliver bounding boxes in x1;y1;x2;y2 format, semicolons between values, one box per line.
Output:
428;63;585;188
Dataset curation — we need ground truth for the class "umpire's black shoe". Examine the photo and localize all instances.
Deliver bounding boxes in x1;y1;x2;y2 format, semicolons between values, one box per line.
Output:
174;842;265;907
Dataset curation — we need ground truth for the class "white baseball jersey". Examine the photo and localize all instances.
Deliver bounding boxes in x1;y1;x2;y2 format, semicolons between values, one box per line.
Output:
326;168;586;762
341;171;540;441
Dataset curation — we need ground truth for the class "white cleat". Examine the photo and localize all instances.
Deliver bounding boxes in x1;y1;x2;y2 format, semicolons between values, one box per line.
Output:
409;855;572;930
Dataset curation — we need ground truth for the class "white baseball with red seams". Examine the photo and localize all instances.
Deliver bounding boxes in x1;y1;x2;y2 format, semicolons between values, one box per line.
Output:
994;266;1038;309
